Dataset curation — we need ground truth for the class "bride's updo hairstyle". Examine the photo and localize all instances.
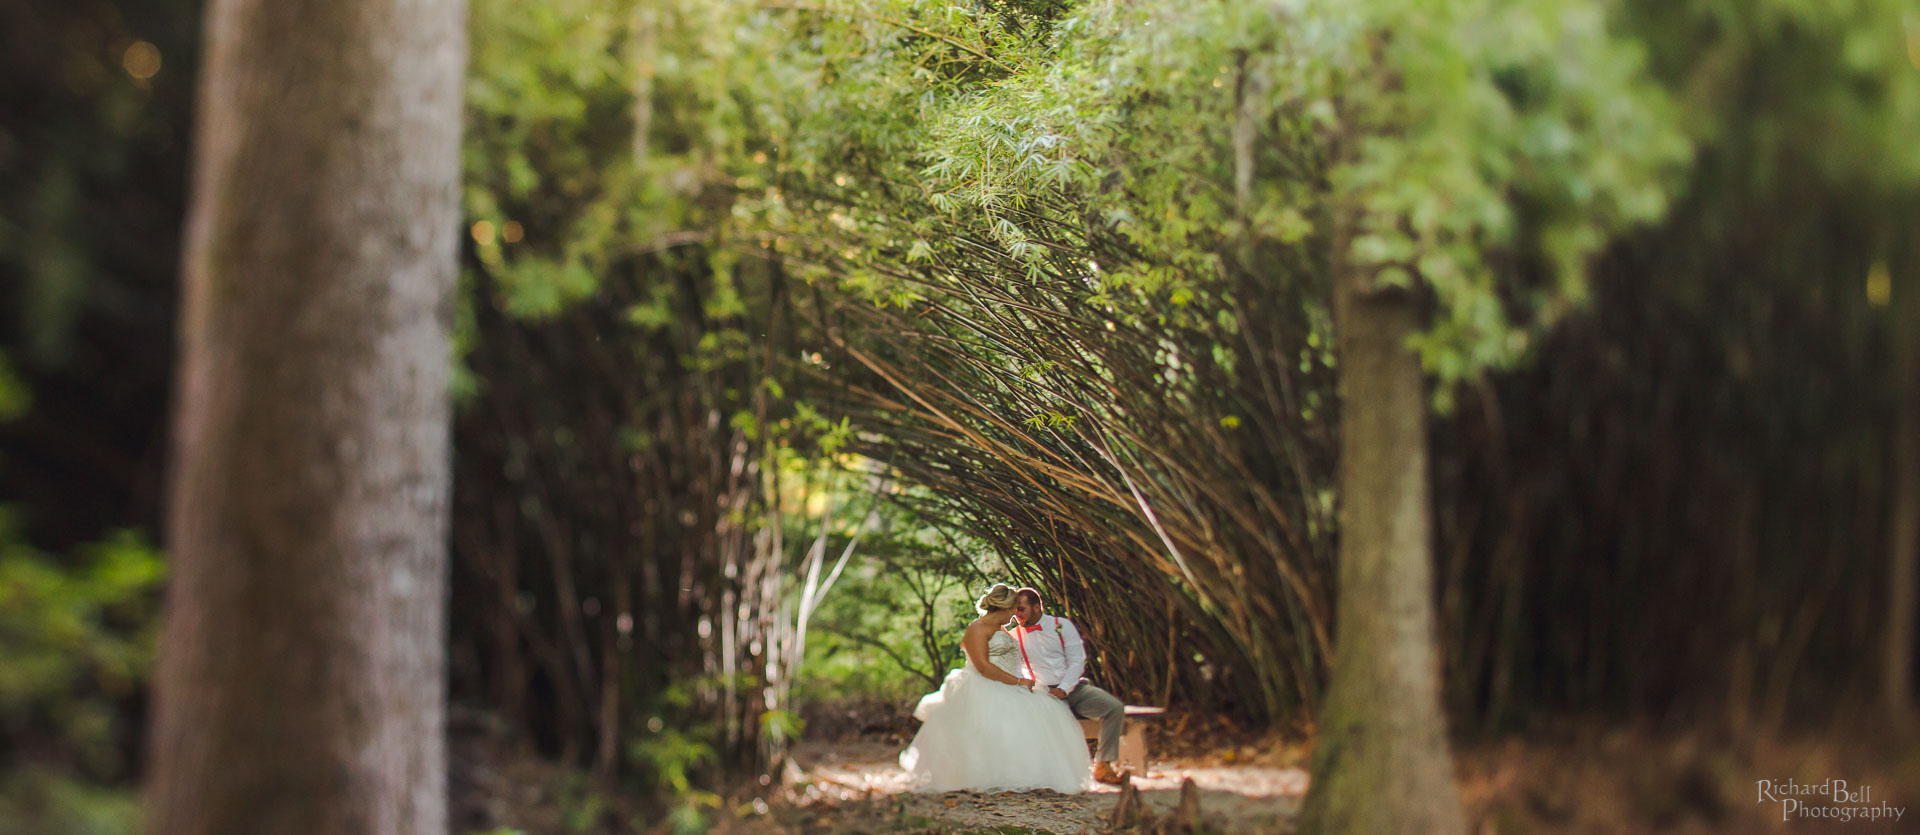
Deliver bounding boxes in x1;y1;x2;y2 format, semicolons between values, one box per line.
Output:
975;582;1018;615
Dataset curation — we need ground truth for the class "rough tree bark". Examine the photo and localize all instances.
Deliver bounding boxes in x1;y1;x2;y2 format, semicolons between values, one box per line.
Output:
1297;203;1467;835
145;0;466;830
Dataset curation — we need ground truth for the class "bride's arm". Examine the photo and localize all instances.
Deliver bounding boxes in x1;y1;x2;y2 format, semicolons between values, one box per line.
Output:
962;628;1031;687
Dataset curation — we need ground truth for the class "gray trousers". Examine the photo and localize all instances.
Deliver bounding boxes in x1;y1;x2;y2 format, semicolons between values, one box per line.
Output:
1063;679;1124;762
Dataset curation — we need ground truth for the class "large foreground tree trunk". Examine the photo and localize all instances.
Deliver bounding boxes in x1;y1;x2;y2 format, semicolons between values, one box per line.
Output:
145;0;466;830
1298;209;1467;834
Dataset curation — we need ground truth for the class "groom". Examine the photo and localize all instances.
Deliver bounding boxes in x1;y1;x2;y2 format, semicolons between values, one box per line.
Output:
1009;587;1130;785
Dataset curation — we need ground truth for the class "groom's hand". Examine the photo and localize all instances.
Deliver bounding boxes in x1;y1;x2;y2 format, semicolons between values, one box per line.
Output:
1048;687;1067;700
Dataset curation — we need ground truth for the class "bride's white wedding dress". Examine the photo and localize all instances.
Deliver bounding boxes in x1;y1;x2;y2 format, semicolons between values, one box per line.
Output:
898;629;1093;793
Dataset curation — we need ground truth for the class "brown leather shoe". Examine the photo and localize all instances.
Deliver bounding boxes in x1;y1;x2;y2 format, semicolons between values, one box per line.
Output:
1093;761;1130;786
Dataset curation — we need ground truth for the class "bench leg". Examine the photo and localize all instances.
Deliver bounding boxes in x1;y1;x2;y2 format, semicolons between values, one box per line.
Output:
1083;719;1148;774
1118;725;1147;774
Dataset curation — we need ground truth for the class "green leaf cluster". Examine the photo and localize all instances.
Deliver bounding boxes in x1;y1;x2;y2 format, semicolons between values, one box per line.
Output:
0;520;163;771
0;352;30;421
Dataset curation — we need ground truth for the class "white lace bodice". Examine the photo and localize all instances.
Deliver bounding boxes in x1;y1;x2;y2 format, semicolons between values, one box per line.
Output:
986;629;1023;676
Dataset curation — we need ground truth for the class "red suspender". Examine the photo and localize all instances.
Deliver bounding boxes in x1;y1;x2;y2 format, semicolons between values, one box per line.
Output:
1014;616;1068;684
1015;623;1033;681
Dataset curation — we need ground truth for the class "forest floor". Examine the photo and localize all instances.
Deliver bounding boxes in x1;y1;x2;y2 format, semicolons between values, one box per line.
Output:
744;737;1304;834
451;702;1920;834
717;702;1920;834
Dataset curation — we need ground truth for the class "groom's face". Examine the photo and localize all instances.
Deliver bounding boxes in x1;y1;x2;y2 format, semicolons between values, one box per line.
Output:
1013;596;1040;627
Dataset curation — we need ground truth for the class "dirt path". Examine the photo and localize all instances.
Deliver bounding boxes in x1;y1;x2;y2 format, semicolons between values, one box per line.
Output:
756;741;1307;833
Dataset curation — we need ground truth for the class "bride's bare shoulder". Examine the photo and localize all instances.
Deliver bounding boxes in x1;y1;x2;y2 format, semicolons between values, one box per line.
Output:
957;622;987;649
962;617;1001;637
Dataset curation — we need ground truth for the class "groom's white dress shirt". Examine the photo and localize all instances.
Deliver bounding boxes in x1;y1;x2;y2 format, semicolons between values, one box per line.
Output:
1014;615;1087;695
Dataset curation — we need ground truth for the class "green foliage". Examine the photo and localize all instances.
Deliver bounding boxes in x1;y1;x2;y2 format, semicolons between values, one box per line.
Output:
0;351;29;421
641;0;1688;559
450;0;1920;777
665;796;720;835
650;0;1911;724
626;717;721;831
1423;0;1920;727
0;515;164;775
626;685;717;796
460;0;813;800
1627;0;1920;188
1022;411;1077;430
792;497;988;701
702;0;1357;717
0;512;162;835
464;0;641;316
562;789;605;833
877;0;1688;390
1328;0;1691;391
758;707;805;744
0;771;139;835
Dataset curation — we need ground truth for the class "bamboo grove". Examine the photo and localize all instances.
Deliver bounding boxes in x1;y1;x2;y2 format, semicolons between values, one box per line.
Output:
7;0;1920;828
438;0;1920;816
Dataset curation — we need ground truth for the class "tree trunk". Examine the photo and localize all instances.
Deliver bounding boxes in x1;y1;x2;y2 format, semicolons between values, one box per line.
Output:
1889;256;1919;731
1298;207;1467;835
145;0;466;830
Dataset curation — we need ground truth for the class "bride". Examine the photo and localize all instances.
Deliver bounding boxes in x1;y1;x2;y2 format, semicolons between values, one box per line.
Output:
898;583;1093;793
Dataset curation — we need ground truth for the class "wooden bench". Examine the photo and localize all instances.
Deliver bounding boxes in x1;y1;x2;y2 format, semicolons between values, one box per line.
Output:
1077;705;1166;774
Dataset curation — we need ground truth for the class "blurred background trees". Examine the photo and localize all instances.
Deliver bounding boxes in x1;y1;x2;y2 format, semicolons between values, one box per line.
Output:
1437;0;1920;737
2;0;1916;831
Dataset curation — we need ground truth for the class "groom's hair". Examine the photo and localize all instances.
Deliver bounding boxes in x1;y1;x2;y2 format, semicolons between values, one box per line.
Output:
1016;587;1044;609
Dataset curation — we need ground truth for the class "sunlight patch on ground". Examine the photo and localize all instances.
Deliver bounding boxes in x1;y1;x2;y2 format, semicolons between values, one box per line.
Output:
779;741;1307;834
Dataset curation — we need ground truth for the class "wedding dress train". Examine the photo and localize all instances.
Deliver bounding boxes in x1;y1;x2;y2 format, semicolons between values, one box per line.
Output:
898;629;1092;793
